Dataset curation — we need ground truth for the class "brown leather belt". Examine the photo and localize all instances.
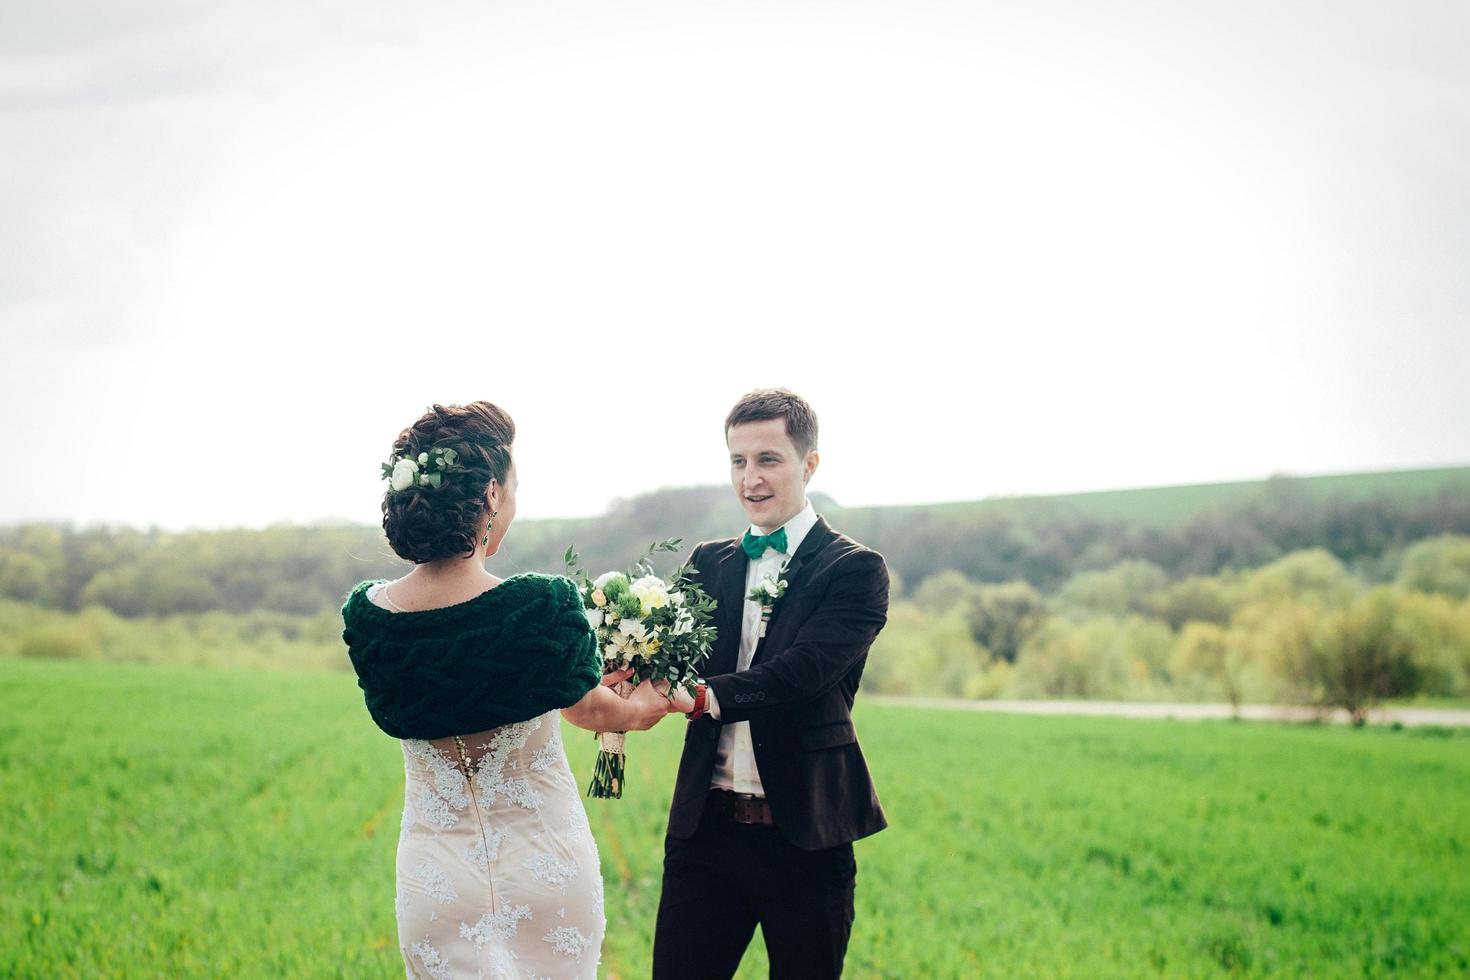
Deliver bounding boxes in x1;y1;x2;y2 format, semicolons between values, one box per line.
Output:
709;789;775;825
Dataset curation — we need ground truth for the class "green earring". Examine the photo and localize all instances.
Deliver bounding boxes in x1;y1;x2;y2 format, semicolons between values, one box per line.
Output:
481;510;497;547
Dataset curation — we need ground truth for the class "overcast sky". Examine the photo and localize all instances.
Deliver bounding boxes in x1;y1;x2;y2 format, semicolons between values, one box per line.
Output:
2;0;1467;530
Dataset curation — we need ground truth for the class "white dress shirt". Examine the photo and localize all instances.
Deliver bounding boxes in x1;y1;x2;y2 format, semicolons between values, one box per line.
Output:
707;499;818;796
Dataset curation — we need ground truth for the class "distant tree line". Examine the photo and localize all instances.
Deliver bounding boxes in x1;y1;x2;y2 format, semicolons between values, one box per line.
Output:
867;538;1470;722
3;481;1469;619
851;483;1470;594
5;480;1470;718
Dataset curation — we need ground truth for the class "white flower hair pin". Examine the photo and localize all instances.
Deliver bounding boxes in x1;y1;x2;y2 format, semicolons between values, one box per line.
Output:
381;446;468;493
747;563;791;637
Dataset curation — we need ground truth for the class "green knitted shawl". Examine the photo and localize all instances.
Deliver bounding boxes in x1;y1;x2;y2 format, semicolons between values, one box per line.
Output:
340;573;602;740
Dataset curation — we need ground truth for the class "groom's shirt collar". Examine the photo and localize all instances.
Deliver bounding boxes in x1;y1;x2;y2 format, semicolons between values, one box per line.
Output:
748;499;817;558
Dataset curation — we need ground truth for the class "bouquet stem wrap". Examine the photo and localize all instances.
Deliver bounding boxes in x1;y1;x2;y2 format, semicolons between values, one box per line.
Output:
588;680;632;799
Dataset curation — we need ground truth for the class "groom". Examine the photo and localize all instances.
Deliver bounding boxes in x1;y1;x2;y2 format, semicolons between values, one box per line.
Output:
656;388;890;979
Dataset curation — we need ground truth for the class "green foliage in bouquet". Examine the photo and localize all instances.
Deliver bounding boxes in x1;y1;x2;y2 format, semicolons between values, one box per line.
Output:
565;539;719;798
564;539;718;698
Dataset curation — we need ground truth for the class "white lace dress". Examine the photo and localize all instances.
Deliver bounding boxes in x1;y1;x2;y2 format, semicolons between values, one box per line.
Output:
394;711;605;979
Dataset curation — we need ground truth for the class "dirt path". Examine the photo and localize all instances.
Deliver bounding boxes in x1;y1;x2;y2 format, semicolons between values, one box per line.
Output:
867;696;1470;727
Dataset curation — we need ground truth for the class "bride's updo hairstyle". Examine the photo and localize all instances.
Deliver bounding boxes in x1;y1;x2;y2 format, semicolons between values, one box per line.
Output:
381;401;515;564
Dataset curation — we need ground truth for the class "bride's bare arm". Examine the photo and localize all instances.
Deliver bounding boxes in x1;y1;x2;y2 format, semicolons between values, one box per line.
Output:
562;675;675;732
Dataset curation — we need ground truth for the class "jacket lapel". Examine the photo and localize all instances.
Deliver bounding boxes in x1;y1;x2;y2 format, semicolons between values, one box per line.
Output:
777;514;832;588
750;516;836;664
708;544;748;676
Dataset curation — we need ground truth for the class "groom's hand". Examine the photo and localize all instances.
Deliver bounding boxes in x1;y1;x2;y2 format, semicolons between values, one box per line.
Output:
651;680;702;715
666;684;697;714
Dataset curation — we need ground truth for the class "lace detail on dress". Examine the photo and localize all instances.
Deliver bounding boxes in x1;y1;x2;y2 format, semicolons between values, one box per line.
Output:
529;744;560;772
504;776;545;812
464;827;508;872
402;739;471;833
421;739;474;806
459;901;532;947
543;925;592;960
409;938;452;980
410;785;458;833
469;718;546;812
486;948;519;979
394;711;603;977
522;852;578;889
411;860;459;905
565;806;593;848
402;717;550;836
400;795;414;843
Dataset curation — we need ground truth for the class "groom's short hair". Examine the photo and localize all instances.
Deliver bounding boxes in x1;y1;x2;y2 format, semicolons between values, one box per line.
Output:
725;388;819;456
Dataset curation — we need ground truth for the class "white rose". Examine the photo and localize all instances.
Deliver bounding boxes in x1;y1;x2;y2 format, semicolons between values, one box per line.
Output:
586;608;604;629
631;574;668;593
419;474;430;486
593;571;622;591
390;458;419;492
629;575;671;614
618;618;647;642
418;452;429;464
759;573;781;594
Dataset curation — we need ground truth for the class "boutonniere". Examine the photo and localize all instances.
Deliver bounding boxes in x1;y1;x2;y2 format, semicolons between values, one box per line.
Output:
747;562;791;638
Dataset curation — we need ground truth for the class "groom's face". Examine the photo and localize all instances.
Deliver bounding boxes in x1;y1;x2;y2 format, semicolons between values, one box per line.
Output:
727;418;818;531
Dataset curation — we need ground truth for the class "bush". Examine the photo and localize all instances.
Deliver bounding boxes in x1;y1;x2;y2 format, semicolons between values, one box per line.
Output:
1147;576;1236;630
1305;589;1422;725
1056;560;1167;617
1011;617;1161;700
0;550;49;603
963;658;1014;699
0;597;349;672
912;571;975;614
964;581;1046;663
1169;622;1249;714
1388;590;1470;697
1240;549;1358;607
19;624;100;661
909;573;1048;664
864;603;990;698
1397;534;1470;601
1232;597;1321;706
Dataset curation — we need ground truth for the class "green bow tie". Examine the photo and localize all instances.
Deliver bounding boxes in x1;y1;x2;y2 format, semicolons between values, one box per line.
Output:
742;526;789;560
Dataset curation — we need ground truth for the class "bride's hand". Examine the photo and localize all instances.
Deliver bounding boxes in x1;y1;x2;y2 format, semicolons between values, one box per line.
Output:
600;666;635;688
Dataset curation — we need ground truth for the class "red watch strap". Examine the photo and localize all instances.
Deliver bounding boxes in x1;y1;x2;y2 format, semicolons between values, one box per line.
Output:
687;683;707;720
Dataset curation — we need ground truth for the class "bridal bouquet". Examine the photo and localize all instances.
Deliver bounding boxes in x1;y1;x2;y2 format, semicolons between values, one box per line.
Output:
565;539;717;798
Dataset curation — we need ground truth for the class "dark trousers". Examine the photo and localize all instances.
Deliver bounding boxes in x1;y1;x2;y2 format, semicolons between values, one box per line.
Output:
653;795;857;980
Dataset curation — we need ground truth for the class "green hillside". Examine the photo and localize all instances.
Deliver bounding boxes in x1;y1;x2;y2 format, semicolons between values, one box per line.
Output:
856;464;1470;530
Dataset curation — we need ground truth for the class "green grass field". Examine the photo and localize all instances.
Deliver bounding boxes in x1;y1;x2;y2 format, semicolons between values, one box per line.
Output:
3;659;1468;978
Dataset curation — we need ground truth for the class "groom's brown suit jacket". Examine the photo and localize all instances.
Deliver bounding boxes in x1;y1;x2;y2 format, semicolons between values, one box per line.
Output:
667;515;890;851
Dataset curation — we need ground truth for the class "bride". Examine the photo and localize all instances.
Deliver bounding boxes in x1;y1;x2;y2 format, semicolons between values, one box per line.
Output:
341;400;673;978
